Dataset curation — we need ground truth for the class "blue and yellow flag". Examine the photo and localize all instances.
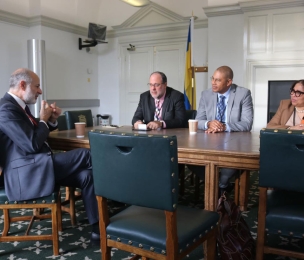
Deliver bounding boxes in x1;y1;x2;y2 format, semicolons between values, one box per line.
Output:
184;17;196;110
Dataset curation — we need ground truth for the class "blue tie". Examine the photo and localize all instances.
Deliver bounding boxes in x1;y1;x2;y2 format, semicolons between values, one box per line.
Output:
216;95;226;122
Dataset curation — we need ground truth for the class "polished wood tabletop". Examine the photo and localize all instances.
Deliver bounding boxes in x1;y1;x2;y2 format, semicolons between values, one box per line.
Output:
48;126;260;211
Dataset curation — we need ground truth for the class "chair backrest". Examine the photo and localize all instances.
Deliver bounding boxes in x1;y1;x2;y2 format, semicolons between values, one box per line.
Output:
186;109;197;120
260;129;304;192
185;109;197;127
64;110;93;129
89;130;179;211
57;114;67;131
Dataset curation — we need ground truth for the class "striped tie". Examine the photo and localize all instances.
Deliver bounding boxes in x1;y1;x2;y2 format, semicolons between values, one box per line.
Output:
216;95;226;123
154;99;161;121
25;105;38;126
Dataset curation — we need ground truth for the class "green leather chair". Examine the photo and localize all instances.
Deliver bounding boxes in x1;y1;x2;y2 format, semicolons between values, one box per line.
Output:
257;129;304;259
89;130;219;260
57;114;67;131
64;110;93;130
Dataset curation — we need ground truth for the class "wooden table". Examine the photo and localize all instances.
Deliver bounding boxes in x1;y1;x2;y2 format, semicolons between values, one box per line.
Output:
48;126;260;211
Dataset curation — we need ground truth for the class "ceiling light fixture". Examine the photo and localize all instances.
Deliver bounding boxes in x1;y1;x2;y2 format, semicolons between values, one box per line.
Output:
120;0;150;7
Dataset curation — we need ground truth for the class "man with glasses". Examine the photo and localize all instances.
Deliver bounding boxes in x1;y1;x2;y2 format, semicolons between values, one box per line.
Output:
132;71;186;130
190;65;253;195
267;79;304;130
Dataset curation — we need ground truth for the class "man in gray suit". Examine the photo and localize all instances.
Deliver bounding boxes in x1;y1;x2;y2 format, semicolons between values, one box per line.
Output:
192;65;253;194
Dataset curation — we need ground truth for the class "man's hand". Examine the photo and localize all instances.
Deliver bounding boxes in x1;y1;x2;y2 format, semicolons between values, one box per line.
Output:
134;120;143;129
40;100;53;122
205;120;226;133
49;102;62;123
147;121;162;130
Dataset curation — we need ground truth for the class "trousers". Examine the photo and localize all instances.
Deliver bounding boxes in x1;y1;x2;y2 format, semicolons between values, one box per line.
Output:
52;148;98;224
187;165;238;188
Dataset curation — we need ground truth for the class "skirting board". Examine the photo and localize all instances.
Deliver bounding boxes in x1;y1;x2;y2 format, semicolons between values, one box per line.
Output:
47;99;100;108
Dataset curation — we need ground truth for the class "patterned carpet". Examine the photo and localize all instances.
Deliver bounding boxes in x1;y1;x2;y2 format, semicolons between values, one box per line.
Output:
0;170;303;259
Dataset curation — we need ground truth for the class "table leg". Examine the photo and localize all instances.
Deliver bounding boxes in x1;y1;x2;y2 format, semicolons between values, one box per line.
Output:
203;163;219;260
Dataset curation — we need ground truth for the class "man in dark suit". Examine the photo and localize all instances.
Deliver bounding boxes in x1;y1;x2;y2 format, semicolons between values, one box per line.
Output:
191;66;253;195
0;68;100;244
132;71;186;130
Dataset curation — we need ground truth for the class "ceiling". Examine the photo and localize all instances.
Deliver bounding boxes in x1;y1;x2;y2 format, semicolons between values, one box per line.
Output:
0;0;260;29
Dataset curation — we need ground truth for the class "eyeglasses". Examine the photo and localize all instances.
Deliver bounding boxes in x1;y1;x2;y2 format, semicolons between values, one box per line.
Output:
147;83;163;88
210;77;222;83
290;89;304;97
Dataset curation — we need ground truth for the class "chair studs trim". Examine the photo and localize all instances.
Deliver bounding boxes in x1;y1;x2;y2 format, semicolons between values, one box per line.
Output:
199;234;202;238
117;238;121;242
163;135;168;138
205;230;208;233
134;134;139;136
23;201;27;204
302;132;304;135
42;200;46;203
171;172;175;177
278;230;281;234
110;132;114;134
290;232;293;236
288;130;292;134
161;250;166;254
139;244;143;248
171;157;174;162
193;238;196;242
14;201;17;204
5;201;8;204
52;200;55;203
170;141;174;145
274;130;278;132
107;235;111;239
99;131;104;133
173;204;177;209
186;243;189;247
33;200;36;204
121;133;126;135
150;247;154;251
261;128;266;131
148;135;153;137
265;228;269;232
172;189;175;193
128;240;132;245
211;225;214;229
90;130;94;132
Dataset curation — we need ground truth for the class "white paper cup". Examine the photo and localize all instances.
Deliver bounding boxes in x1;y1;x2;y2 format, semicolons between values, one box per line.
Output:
188;119;198;134
75;122;86;138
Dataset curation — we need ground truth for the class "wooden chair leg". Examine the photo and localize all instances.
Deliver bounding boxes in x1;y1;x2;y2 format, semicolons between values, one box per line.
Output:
51;204;59;256
61;186;77;226
205;229;217;260
239;170;250;211
2;209;10;236
256;187;267;260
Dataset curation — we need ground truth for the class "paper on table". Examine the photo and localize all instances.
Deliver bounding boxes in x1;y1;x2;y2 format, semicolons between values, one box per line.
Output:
138;124;147;130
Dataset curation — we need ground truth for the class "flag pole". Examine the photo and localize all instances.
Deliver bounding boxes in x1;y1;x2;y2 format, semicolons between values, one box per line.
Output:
190;14;195;109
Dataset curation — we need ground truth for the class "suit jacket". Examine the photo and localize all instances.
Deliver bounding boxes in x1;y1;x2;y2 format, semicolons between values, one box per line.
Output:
131;86;186;128
267;99;294;129
0;93;57;201
196;84;253;131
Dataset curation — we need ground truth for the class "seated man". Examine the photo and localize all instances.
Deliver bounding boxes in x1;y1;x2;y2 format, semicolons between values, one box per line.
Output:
132;71;186;130
0;68;100;244
191;65;253;195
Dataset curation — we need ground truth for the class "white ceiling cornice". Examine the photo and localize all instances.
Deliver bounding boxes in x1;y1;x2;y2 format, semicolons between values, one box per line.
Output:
0;9;29;27
108;19;208;38
204;0;304;17
239;0;304;12
203;4;242;18
112;2;189;30
30;16;87;36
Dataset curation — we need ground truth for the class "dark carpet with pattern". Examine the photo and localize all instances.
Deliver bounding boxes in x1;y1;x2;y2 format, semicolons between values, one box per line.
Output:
0;170;303;259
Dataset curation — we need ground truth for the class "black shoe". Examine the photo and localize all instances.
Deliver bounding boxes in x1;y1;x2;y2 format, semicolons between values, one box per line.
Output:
90;232;100;246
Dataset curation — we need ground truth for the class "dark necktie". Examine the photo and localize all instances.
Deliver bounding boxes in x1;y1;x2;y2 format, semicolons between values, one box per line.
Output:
25;105;38;126
216;95;226;123
154;100;161;121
